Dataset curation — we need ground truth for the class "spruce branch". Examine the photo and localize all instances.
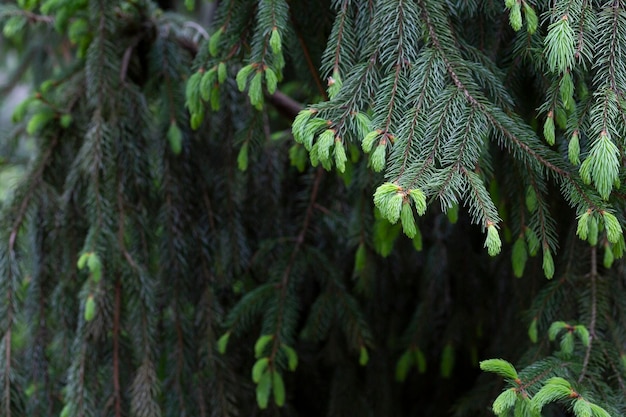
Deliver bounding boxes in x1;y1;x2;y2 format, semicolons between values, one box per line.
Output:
419;0;605;222
8;137;58;252
161;156;191;415
574;0;592;60
390;50;441;182
5;1;626;415
268;167;324;362
462;167;501;228
600;345;626;396
578;245;597;383
326;0;352;75
2;136;57;417
158;33;180;124
113;278;122;417
526;169;558;254
404;88;458;190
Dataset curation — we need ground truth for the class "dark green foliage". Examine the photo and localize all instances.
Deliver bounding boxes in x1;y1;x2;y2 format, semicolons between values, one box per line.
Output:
2;0;626;416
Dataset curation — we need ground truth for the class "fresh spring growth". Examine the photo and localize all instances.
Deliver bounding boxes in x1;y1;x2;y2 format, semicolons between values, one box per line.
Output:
574;325;590;347
84;295;96;322
359;346;369;366
554;107;568;129
11;96;33;123
413;227;423;251
576;210;591;240
573;400;593;417
217;332;231;354
604;243;615;268
2;15;26;39
544;16;576;74
523;3;538;34
60;404;71;417
408;189;427;215
395;349;414;382
588;214;598;246
334;140;347;173
511;237;528;278
560;334;574;357
248;71;264;110
525;227;540;256
237;142;249;171
508;2;522;31
560;71;574;109
400;202;417;238
76;252;89;270
312;129;335;167
440;343;455;378
353;112;371;139
525;186;538;212
354;242;367;273
479;358;518;380
373;183;401;205
190;112;204;130
414;348;427;373
492;388;517;416
543;112;555;145
362;130;381;153
580;157;592;184
370;143;386;172
484;223;502;256
281;344;298;371
385;193;404;224
27;110;55;135
185;71;202;114
584;131;620;200
269;27;282;55
199;68;216;101
87;253;102;283
167;121;183;155
548;321;568;341
67;18;89;45
265;68;278;94
373;182;403;224
254;334;274;358
532;377;573;411
395;348;426;381
612;234;626;259
272;371;286;406
602;211;622;243
569;130;580;165
209;26;224;56
78;252;102;283
236;64;255;92
296;118;326;152
292;109;315;144
252;357;269;383
528;317;538;343
217;62;227;84
60;114;72;128
542;248;554;279
256;371;271;409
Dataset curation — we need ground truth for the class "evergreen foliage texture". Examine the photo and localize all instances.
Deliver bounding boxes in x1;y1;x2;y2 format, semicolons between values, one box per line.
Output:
1;0;626;416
